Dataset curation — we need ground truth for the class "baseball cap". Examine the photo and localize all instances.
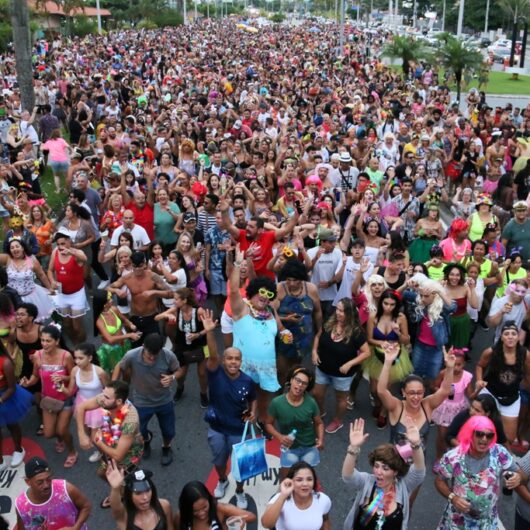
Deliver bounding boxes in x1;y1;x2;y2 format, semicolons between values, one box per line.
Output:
53;232;71;243
319;228;338;242
25;457;50;479
183;212;196;224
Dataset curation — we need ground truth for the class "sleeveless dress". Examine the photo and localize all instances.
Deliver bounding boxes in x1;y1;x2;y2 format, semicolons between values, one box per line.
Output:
277;282;314;360
0;355;32;427
186;260;208;306
233;313;280;392
7;258;53;322
16;327;43;393
449;296;470;349
96;310;131;373
74;365;104;428
15;479;88;530
432;370;473;427
363;326;413;383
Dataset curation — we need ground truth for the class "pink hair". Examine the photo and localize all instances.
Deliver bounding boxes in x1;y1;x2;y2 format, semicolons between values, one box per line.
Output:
305;175;323;189
457;416;497;454
448;218;469;239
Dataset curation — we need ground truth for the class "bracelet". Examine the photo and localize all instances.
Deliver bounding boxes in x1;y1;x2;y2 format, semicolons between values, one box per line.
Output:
233;261;242;267
346;445;361;456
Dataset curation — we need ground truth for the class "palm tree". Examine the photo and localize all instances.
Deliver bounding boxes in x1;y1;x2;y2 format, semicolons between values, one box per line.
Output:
497;0;530;21
381;34;430;78
436;34;485;103
10;0;34;110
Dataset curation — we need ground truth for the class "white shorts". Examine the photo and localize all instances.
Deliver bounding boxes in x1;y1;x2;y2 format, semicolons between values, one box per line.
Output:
479;388;521;418
220;310;233;334
53;287;89;318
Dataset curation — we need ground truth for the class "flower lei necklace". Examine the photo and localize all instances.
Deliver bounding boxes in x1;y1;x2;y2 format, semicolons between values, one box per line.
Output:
244;299;272;321
101;404;129;447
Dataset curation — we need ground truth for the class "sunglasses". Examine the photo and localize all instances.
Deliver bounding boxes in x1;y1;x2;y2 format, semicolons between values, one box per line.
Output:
474;430;495;440
258;287;275;300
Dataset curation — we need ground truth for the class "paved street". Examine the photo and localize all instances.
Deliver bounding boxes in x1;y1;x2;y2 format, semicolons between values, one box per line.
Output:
2;324;517;529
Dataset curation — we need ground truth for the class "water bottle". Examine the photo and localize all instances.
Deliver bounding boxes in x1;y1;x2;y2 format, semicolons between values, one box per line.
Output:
280;429;297;452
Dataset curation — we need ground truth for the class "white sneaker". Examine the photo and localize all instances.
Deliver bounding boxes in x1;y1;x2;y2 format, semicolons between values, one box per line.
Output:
214;479;228;499
10;449;25;468
235;491;248;510
88;451;102;463
97;280;110;290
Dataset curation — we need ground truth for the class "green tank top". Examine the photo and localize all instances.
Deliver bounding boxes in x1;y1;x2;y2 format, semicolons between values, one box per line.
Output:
496;266;526;297
428;264;445;281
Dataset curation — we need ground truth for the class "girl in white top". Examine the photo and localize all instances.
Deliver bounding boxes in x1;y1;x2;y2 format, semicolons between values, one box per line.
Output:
262;462;331;530
63;343;108;462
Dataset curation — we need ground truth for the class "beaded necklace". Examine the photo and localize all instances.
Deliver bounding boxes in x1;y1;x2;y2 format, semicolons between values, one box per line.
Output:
244;299;272;320
101;404;129;447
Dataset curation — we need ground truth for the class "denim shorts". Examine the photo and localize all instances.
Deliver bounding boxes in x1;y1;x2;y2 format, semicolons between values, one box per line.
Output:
207;427;243;467
315;367;352;392
208;269;226;296
412;341;443;380
280;445;320;468
49;161;70;174
137;401;176;441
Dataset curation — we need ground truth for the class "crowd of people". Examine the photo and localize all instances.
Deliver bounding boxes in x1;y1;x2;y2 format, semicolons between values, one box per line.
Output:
0;14;530;530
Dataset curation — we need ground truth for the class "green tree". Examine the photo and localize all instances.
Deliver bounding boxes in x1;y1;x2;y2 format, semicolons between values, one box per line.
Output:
381;35;430;78
10;0;34;110
435;33;486;103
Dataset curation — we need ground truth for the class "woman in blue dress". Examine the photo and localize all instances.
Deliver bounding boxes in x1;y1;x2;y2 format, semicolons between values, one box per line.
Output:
276;260;323;386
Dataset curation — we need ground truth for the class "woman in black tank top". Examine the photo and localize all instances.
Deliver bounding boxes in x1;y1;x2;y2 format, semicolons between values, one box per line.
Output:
107;464;172;530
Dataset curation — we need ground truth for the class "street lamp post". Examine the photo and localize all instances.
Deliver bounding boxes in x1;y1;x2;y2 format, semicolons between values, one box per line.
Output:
339;0;345;56
456;0;464;36
484;0;490;34
95;0;102;34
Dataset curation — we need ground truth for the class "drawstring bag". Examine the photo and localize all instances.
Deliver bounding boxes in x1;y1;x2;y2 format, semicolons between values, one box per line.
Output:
230;421;267;482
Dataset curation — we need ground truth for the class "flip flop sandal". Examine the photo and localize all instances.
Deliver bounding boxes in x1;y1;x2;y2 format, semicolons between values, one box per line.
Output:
55;440;66;454
63;453;78;468
100;496;111;509
36;424;44;436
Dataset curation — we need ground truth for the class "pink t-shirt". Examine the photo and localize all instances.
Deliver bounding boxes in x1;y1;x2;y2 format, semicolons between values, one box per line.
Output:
42;138;69;163
418;316;437;346
439;237;471;263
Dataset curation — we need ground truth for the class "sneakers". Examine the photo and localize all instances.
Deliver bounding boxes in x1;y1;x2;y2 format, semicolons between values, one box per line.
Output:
143;430;153;459
174;385;184;402
235;491;248;510
10;449;25;467
97;280;110;290
200;393;209;409
88;451;102;463
346;398;355;411
214;479;229;499
161;446;173;466
325;419;344;434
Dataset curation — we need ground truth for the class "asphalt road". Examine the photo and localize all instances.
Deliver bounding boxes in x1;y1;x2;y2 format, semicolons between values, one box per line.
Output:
2;323;518;530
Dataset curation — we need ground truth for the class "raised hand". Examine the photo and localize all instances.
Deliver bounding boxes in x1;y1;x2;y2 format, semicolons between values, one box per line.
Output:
200;309;217;332
105;459;125;489
383;341;400;363
348;418;369;448
279;478;294;497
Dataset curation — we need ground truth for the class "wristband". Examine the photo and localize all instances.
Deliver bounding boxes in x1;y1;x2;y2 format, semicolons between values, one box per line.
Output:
346;445;361;456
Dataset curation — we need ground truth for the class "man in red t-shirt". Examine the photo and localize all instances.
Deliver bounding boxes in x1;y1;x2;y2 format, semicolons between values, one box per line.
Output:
121;167;155;239
220;201;300;279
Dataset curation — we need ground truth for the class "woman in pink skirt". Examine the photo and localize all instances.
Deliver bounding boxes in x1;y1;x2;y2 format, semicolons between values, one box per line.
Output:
432;349;476;460
63;343;108;463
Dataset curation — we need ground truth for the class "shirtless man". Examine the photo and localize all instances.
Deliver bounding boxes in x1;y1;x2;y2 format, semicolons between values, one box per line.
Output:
108;251;172;346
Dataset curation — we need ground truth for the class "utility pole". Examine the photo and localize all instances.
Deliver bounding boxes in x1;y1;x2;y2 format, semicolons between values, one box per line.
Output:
441;0;446;31
484;0;490;34
339;0;345;56
413;0;417;28
457;0;464;36
95;0;102;34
